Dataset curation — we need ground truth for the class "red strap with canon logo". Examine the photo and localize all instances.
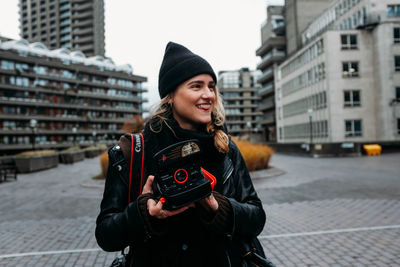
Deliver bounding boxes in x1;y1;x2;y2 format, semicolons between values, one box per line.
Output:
128;133;145;203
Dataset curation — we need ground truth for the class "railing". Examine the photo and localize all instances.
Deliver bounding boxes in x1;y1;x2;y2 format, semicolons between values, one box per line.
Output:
258;84;274;95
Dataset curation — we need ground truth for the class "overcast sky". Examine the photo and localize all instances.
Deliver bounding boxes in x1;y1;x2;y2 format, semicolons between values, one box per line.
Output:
0;0;284;107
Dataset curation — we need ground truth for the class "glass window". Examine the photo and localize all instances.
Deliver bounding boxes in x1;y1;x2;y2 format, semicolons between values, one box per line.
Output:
341;34;357;49
388;5;400;17
395;56;400;71
344;90;361;107
396;87;400;100
341;34;358;49
398;119;400;134
345;120;362;137
1;60;15;70
394;28;400;43
343;62;359;77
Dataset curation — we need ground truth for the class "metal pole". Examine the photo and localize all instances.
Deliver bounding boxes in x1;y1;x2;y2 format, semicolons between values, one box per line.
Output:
309;115;313;144
32;128;35;150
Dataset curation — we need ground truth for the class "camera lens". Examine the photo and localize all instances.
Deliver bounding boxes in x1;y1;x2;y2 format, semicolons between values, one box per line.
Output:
174;169;188;184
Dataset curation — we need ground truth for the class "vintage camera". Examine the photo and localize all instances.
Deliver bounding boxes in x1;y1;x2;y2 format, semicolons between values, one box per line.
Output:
153;139;216;210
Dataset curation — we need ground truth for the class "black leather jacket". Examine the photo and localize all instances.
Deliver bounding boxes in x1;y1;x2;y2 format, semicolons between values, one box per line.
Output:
95;139;266;267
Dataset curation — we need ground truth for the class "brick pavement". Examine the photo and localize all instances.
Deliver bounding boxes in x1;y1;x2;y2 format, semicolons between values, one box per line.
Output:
0;153;399;266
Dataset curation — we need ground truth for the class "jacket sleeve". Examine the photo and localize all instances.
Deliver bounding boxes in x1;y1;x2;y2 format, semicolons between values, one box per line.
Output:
226;141;266;239
95;147;148;252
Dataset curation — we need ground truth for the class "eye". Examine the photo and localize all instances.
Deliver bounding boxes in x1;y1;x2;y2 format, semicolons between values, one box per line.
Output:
190;84;202;89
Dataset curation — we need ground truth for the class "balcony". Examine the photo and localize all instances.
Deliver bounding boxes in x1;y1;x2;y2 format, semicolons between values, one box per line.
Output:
272;22;285;36
72;10;93;20
257;50;286;70
257;68;274;84
73;35;94;44
72;2;92;11
256;36;285;57
0;98;141;114
258;83;274;97
257;98;275;111
259;112;276;125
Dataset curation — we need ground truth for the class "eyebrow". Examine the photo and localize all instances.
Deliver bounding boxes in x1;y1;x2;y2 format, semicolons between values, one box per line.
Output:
187;80;215;85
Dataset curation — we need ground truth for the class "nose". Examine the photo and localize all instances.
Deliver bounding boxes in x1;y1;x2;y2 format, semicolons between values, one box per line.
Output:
202;87;215;99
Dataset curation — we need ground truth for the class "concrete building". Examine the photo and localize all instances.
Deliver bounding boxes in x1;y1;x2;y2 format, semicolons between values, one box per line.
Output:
285;0;332;56
19;0;105;57
218;68;263;142
255;5;286;142
275;0;400;147
0;38;146;155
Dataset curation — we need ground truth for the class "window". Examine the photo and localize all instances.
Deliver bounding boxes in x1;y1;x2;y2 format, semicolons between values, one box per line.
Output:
394;28;400;43
345;120;362;137
388;5;400;17
344;90;361;107
341;34;358;49
396;56;400;71
398;119;400;134
396;87;400;101
342;62;359;77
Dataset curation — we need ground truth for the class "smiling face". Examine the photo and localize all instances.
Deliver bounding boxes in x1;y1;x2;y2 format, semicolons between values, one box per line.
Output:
170;74;216;131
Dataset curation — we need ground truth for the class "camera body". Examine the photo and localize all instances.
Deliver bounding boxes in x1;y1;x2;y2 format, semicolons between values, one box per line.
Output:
153;139;212;210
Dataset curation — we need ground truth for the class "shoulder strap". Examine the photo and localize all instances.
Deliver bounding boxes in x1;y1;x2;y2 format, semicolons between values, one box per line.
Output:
128;133;145;203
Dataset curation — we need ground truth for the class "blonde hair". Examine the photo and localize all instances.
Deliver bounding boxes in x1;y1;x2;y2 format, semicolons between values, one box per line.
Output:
150;87;229;153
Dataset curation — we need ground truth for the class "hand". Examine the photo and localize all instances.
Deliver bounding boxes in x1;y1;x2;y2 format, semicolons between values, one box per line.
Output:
147;199;194;219
198;193;219;212
143;175;194;219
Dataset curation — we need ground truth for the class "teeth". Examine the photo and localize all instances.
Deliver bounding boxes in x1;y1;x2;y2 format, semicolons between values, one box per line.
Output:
198;104;211;109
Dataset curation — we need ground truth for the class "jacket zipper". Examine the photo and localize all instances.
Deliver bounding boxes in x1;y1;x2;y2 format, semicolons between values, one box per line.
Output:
225;250;232;267
223;166;233;184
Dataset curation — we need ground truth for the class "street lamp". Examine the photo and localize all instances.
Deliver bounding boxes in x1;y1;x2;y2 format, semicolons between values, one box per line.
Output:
72;127;77;145
307;108;313;144
246;121;252;140
92;130;97;144
29;119;38;150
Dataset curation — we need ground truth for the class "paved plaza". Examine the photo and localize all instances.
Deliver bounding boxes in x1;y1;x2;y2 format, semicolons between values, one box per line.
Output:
0;152;399;266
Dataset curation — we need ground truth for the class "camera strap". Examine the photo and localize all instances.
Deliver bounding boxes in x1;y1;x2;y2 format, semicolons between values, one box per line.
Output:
128;133;145;203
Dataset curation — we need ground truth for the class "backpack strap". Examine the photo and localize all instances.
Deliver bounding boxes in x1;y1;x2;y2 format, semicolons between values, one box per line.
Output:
127;133;145;203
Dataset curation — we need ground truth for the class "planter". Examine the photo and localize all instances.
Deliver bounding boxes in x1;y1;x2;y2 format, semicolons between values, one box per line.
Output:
15;154;59;173
84;148;104;158
59;151;85;164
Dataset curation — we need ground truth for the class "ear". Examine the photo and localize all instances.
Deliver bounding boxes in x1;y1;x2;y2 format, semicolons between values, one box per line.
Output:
167;94;174;105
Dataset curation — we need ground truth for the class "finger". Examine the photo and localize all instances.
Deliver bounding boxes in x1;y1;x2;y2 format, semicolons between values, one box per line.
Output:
164;206;190;217
142;175;154;194
147;199;158;216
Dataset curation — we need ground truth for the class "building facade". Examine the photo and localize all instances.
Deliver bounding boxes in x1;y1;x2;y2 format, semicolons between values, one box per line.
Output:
256;5;286;142
0;38;147;155
285;0;332;56
218;68;263;142
275;0;400;145
19;0;105;57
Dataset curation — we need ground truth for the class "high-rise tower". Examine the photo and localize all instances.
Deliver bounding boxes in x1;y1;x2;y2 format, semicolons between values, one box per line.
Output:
19;0;105;57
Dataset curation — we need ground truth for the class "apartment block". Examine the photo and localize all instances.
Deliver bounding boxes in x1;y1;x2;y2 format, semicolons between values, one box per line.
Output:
0;38;147;155
19;0;105;57
218;68;263;142
275;0;400;145
255;5;286;142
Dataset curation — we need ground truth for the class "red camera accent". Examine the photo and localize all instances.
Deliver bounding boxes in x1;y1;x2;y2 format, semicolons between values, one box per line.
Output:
201;167;217;190
159;197;166;203
174;169;188;184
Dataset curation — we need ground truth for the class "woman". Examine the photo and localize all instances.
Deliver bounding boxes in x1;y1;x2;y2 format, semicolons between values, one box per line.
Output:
96;42;266;267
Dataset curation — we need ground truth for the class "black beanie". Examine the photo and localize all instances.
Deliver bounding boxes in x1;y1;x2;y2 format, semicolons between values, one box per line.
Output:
158;42;217;99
